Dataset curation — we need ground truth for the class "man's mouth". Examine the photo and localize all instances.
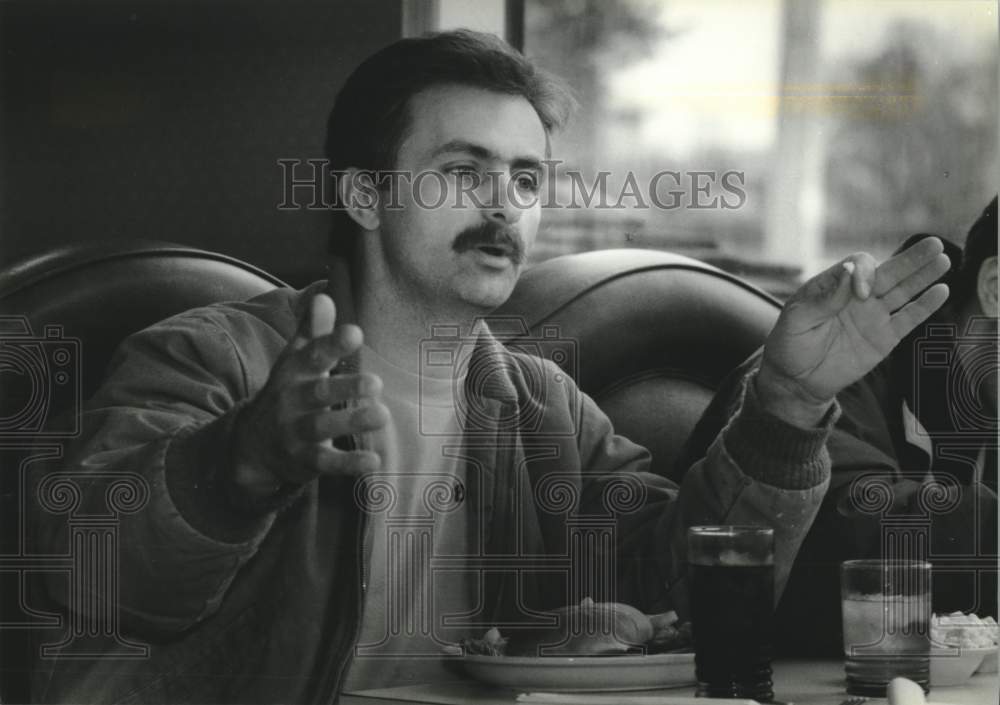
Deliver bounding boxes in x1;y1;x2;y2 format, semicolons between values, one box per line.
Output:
475;244;512;258
453;223;525;265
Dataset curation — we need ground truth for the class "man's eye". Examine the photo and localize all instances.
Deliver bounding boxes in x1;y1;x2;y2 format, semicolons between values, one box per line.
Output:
515;172;540;193
447;166;480;185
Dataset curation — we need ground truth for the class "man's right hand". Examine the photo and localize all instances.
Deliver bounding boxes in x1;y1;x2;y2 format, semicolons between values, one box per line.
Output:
231;293;386;498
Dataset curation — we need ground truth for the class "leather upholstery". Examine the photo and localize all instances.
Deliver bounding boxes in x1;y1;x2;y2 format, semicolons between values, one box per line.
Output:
1;244;781;478
0;243;780;701
0;241;287;704
495;249;781;477
0;241;287;408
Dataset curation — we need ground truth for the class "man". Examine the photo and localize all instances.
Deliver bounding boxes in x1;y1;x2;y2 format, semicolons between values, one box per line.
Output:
30;31;950;703
677;197;998;656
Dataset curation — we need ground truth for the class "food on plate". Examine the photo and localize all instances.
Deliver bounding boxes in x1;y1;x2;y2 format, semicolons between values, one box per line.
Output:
648;610;694;652
505;598;653;656
931;611;999;649
460;597;693;658
461;626;508;656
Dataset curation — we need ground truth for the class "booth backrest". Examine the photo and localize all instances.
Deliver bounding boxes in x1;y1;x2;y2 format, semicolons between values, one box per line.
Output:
0;243;780;701
0;241;288;409
495;249;781;478
0;241;286;704
1;244;780;479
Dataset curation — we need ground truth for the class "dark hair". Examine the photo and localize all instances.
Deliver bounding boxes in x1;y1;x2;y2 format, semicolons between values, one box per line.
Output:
324;29;575;257
953;196;998;308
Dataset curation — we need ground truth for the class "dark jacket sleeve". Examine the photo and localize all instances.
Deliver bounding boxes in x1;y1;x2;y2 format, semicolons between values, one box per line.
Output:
30;307;294;637
574;362;834;621
680;349;998;655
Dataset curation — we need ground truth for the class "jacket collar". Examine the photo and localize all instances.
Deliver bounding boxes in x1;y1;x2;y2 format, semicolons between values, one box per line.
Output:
320;260;551;622
464;318;520;405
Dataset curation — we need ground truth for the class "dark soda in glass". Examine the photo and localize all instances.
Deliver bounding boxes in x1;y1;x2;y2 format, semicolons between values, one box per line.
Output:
688;526;775;702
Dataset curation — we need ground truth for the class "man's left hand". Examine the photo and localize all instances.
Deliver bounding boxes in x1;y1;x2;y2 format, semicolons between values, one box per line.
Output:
757;236;951;428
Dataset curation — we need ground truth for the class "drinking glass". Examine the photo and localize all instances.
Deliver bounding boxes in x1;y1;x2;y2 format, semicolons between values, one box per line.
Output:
688;526;775;702
841;559;932;696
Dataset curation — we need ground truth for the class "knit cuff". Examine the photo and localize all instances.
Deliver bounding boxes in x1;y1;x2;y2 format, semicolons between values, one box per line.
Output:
724;370;840;490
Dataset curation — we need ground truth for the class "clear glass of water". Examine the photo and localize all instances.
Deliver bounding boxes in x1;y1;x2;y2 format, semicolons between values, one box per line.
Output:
841;559;932;696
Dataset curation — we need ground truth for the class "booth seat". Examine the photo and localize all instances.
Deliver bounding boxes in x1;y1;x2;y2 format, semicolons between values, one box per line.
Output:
0;243;780;702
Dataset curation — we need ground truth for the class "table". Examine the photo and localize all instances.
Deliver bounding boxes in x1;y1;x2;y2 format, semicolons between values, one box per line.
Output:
341;660;999;705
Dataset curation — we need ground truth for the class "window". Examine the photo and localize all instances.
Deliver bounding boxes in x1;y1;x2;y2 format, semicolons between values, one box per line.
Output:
514;0;997;296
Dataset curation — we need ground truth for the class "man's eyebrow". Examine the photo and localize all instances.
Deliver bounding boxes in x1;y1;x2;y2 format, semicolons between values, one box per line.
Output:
431;140;543;170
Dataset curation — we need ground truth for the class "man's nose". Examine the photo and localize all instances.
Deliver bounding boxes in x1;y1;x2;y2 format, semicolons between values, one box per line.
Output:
484;172;523;225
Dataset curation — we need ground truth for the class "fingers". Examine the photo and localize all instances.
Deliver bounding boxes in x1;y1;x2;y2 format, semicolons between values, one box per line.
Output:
790;256;857;325
873;236;945;298
292;401;389;442
879;252;951;312
285;445;381;483
285;292;361;376
890;283;950;340
797;244;947;324
240;291;384;485
844;253;877;300
295;324;364;374
314;448;381;477
298;372;383;409
276;401;388;482
309;293;337;337
291;294;338;351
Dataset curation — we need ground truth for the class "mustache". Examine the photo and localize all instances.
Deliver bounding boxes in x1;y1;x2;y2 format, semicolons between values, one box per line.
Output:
451;223;526;265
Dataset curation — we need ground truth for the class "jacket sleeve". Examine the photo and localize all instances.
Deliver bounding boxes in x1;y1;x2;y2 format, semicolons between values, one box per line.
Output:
799;424;999;620
31;308;292;637
576;368;834;620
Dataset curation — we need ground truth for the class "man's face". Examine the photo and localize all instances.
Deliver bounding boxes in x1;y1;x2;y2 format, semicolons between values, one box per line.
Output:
372;84;547;312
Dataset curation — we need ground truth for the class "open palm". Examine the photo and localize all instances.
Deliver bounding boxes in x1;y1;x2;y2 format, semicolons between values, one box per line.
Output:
760;237;951;409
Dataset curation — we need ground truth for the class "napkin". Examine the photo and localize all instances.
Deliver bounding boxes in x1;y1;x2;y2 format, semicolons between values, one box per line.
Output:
888;677;925;705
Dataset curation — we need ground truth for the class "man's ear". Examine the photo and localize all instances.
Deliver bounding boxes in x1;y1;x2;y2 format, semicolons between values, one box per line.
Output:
977;255;998;317
339;168;380;231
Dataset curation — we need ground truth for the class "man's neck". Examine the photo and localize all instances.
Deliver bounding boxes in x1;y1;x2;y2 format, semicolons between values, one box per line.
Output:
348;256;487;379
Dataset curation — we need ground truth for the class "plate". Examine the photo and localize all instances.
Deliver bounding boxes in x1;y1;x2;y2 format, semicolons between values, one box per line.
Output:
930;645;997;686
460;652;696;692
975;647;998;673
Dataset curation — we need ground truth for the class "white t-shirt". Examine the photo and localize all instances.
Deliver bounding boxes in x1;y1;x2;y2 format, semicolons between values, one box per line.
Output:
343;345;480;691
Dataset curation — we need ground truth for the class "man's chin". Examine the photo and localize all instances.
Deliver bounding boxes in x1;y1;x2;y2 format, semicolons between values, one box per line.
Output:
457;281;518;312
447;259;523;311
463;291;514;312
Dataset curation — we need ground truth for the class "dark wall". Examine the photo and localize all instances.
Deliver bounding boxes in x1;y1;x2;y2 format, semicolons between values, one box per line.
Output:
0;0;402;287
